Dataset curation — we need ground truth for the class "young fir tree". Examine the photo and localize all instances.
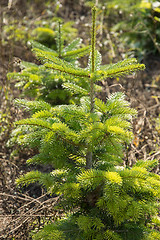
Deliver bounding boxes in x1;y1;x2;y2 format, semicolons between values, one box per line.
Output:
11;6;160;240
7;22;90;105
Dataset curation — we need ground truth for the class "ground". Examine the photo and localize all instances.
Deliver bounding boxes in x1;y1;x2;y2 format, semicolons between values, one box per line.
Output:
0;0;160;239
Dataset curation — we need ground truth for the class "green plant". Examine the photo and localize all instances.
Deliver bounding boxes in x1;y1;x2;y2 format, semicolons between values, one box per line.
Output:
111;0;160;59
3;0;76;49
10;6;160;240
86;0;160;60
7;22;90;105
32;21;78;49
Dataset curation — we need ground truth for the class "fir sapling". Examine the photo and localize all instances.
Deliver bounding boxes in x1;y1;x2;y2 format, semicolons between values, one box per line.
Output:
10;6;160;240
7;21;90;105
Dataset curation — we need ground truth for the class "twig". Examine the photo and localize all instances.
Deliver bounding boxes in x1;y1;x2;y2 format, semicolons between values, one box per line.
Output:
0;158;19;168
138;103;160;113
109;83;124;90
0;193;30;201
0;195;61;238
145;84;160;89
8;0;13;9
